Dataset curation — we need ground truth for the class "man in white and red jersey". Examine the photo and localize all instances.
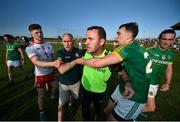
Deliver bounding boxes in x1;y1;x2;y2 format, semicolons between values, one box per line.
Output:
26;24;58;121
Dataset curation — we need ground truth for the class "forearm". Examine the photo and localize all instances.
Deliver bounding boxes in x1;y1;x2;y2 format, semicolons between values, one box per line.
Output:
34;60;55;67
118;70;129;81
165;68;172;84
18;48;24;61
20;52;24;61
82;58;106;68
165;64;173;84
58;60;77;74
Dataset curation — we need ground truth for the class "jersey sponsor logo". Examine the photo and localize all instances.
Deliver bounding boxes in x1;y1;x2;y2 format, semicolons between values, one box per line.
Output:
65;56;71;59
154;54;159;57
152;59;168;65
7;49;15;51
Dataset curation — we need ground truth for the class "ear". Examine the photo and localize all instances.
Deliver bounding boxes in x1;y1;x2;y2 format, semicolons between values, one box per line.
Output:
172;38;176;43
127;32;133;40
100;38;105;46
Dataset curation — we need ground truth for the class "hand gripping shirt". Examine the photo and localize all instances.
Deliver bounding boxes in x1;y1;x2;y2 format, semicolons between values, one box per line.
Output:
6;42;21;60
113;41;152;103
147;46;174;85
25;42;54;76
82;49;112;93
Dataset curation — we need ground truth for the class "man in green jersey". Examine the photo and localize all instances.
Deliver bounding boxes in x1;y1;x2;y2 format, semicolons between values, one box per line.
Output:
4;34;28;84
76;22;152;120
142;29;176;112
56;33;84;121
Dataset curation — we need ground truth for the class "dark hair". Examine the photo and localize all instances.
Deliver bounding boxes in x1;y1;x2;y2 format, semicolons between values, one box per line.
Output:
62;33;73;40
158;29;176;39
28;24;42;31
119;22;138;39
3;34;14;39
87;26;106;40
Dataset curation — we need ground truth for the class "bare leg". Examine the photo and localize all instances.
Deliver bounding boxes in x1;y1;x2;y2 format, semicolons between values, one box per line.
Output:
7;66;13;82
104;99;115;120
37;87;46;110
108;113;117;121
58;105;63;122
49;81;57;98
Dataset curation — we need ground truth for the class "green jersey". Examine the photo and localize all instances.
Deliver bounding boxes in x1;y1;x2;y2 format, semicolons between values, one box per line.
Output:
82;49;111;93
147;46;174;85
6;42;21;60
56;47;84;85
113;41;152;103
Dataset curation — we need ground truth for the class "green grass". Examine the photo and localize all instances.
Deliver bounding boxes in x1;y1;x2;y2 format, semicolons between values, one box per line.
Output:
0;43;180;120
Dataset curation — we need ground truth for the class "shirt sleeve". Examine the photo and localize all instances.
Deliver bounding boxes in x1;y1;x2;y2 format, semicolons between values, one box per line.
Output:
169;51;174;64
112;46;128;61
25;46;37;59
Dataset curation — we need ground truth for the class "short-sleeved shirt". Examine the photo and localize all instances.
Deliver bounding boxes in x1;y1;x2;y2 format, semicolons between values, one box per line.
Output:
25;42;54;76
56;47;84;85
82;49;112;93
6;42;21;60
147;46;174;85
113;41;152;103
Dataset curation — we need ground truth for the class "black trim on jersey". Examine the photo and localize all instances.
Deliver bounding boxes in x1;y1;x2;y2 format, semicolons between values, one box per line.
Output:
112;109;133;121
110;96;115;103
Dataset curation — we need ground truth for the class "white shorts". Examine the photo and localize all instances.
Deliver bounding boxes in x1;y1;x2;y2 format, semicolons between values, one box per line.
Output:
58;81;80;106
7;60;21;67
148;84;159;98
111;85;145;120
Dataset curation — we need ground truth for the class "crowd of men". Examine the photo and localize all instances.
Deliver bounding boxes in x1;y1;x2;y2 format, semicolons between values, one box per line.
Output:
3;22;176;121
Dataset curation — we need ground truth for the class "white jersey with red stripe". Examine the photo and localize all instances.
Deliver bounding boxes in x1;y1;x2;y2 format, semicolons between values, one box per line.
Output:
25;42;54;76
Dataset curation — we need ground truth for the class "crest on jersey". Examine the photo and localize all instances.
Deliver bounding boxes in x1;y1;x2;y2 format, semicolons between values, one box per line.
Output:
162;55;166;60
75;53;80;57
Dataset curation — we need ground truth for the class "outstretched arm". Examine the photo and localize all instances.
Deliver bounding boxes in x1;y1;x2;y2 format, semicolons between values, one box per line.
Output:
30;56;57;67
55;59;78;74
77;53;121;68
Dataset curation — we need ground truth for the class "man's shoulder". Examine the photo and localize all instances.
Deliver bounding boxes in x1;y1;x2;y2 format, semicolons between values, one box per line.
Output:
56;48;65;56
73;47;83;52
146;46;157;51
73;47;85;56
